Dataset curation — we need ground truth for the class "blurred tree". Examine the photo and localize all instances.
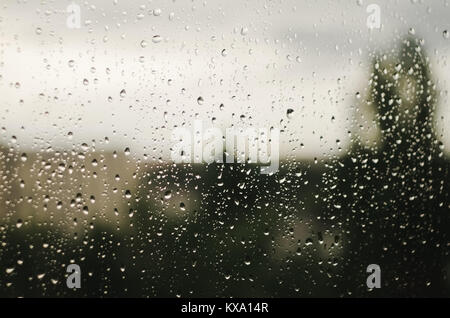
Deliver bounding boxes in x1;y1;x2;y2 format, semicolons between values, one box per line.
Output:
331;36;450;296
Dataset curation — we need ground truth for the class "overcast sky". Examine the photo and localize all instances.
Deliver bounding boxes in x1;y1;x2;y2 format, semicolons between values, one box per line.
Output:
0;0;449;160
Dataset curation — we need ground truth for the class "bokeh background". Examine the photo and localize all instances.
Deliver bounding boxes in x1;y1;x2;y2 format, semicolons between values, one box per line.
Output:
0;0;449;297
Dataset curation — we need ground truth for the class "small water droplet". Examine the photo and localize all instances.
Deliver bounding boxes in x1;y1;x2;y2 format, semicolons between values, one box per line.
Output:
152;35;162;43
286;108;294;119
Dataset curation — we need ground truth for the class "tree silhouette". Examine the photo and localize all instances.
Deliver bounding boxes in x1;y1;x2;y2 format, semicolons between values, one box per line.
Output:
331;36;450;296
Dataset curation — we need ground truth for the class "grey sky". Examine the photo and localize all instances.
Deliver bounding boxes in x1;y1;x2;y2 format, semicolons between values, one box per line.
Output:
0;0;449;160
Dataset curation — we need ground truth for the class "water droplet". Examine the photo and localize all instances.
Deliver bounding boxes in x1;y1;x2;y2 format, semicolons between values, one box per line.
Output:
152;35;162;43
286;108;294;119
